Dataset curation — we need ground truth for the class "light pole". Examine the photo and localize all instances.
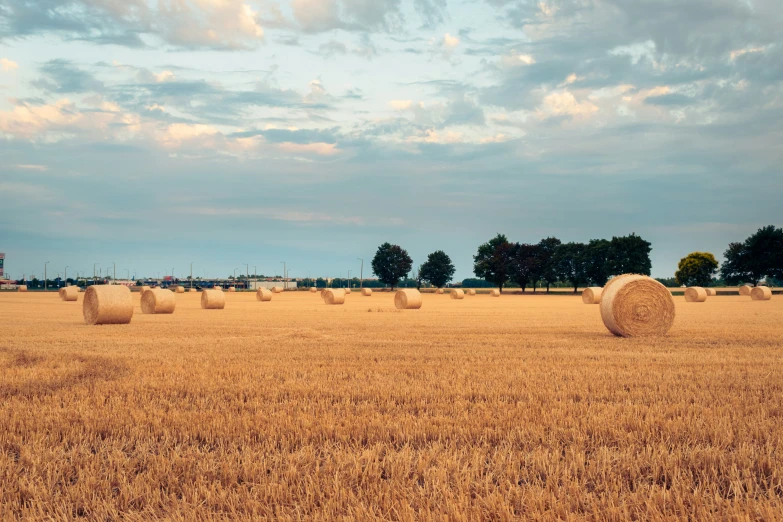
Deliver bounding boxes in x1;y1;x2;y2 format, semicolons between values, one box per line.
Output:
44;261;49;291
280;261;286;290
254;265;257;290
172;268;175;281
233;268;237;285
190;262;193;289
64;266;68;287
357;258;364;289
244;263;249;290
110;261;116;283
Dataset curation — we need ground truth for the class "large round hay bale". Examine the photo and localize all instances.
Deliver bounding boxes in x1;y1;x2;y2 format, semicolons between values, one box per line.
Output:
174;286;185;293
256;287;272;302
83;285;133;325
739;285;753;296
345;288;351;295
272;286;283;293
201;289;226;309
490;289;500;297
310;287;317;293
324;288;346;305
395;289;422;310
361;288;372;296
582;287;603;304
450;289;465;300
600;274;675;337
705;288;717;296
60;286;79;302
750;286;772;301
140;285;151;294
141;288;176;314
684;287;707;302
228;286;236;293
435;288;444;294
467;289;476;296
18;285;28;292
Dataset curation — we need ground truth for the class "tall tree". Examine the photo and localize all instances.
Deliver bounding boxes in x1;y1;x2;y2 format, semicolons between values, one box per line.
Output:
509;243;540;292
674;252;719;287
721;242;755;285
420;250;456;289
473;234;513;292
608;233;652;275
554;242;589;293
371;242;413;290
537;237;562;293
721;226;783;285
584;239;612;286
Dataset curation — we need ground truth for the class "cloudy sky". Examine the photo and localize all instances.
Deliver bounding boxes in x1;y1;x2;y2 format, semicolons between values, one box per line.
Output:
0;0;781;281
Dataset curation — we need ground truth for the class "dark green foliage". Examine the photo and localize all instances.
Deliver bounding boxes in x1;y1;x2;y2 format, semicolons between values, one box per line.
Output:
461;278;494;288
554;242;589;293
473;234;513;292
674;252;719;287
420;251;456;289
722;226;783;285
584;239;612;286
510;243;540;292
537;237;562;293
608;234;652;275
371;243;413;290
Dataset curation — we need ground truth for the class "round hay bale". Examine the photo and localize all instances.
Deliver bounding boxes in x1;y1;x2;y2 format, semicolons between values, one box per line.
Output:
18;285;28;292
705;288;717;296
450;289;465;300
345;288;351;295
214;286;223;291
467;289;476;296
490;289;500;297
189;288;197;293
361;288;372;296
228;287;236;293
310;287;318;293
600;274;675;337
395;289;423;310
83;285;133;325
582;287;603;305
272;286;284;293
175;286;185;293
324;288;346;305
750;286;772;301
435;288;444;294
201;289;226;309
256;287;272;302
141;288;176;314
739;285;753;296
60;286;79;302
684;287;707;302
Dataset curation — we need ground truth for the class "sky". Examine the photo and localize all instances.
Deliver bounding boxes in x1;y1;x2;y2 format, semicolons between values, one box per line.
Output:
0;0;781;281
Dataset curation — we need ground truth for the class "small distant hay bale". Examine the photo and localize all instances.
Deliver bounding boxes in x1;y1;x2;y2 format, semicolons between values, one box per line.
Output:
684;287;707;303
739;285;753;296
490;289;500;297
361;288;372;296
141;288;176;314
214;286;223;291
395;289;423;310
60;286;79;302
256;288;272;302
310;287;318;293
324;288;346;305
467;289;476;296
600;274;675;337
705;288;717;296
18;285;28;292
750;286;772;301
582;287;603;305
83;285;133;325
174;286;185;293
345;288;351;295
228;287;236;293
272;287;284;293
450;289;465;300
189;288;197;293
201;289;226;309
435;288;444;294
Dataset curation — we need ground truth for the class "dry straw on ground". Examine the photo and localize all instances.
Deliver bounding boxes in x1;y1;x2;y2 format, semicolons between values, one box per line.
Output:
395;289;423;309
450;289;465;300
685;287;708;303
600;274;675;337
272;287;283;293
59;287;79;302
323;289;346;305
705;288;717;296
739;285;753;296
256;288;272;302
750;286;772;301
490;289;500;297
201;290;226;310
582;287;603;305
83;285;133;325
141;288;176;315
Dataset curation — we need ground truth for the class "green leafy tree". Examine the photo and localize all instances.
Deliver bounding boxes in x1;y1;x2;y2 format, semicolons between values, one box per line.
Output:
608;233;652;275
510;243;540;292
537;237;562;293
554;242;589;293
371;242;413;290
722;226;783;285
473;234;513;292
420;250;456;289
674;252;719;287
584;239;612;286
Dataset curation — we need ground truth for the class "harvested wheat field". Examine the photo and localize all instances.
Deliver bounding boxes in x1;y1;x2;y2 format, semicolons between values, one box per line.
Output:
1;291;782;520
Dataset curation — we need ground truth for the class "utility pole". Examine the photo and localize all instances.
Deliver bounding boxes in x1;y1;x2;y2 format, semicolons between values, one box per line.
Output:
190;262;193;289
245;263;249;290
64;266;68;287
280;261;286;290
357;258;364;289
44;261;49;291
110;261;116;283
254;265;257;290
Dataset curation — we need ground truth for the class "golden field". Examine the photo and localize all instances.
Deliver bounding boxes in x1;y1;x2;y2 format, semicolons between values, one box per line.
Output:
1;290;782;521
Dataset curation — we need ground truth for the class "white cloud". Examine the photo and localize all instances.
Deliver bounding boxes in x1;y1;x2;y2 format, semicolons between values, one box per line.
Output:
538;91;598;119
501;51;536;68
729;46;767;61
278;142;340;156
389;100;413;110
154;70;175;83
443;33;460;49
1;58;19;72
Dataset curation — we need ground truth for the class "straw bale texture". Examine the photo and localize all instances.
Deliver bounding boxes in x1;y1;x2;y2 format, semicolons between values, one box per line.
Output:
685;287;707;303
705;288;717;296
83;285;133;325
201;290;226;310
228;287;236;293
18;286;27;292
324;289;346;305
189;288;197;293
450;289;465;300
345;288;351;294
739;285;753;296
256;288;272;302
467;289;476;296
581;287;602;304
141;286;151;294
141;288;176;315
175;286;185;294
600;274;675;337
490;289;500;297
361;288;372;296
750;286;772;301
272;287;284;293
395;289;423;310
435;288;444;294
310;287;317;292
60;286;79;302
